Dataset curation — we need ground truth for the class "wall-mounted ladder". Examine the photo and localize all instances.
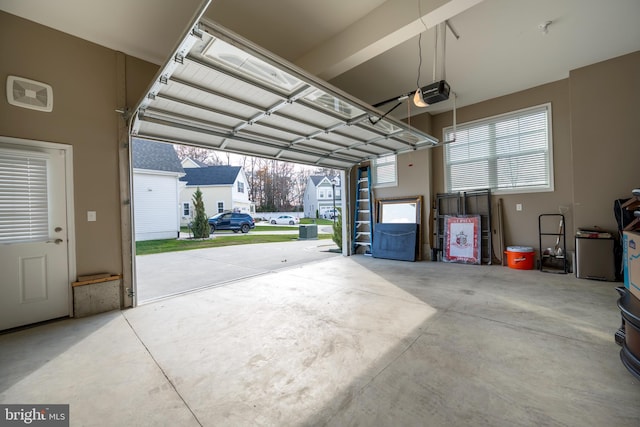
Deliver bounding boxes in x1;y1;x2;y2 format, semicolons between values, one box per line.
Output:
352;166;373;255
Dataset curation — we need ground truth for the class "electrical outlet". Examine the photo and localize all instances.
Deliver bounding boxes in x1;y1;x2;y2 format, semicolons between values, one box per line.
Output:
516;203;523;211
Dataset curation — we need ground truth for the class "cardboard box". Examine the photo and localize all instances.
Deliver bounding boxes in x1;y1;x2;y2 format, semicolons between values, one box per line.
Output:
623;231;640;299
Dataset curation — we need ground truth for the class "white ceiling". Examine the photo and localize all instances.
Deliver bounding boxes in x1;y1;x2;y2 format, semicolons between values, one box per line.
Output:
2;0;640;118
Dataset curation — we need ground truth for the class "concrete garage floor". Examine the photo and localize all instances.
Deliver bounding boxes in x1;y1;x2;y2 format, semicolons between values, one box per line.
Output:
1;256;639;426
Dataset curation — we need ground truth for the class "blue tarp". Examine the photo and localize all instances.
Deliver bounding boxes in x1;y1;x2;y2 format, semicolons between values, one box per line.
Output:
372;223;418;261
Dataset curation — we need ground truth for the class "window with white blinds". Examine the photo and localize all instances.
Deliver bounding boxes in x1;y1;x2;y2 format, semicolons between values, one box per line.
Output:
0;153;49;243
443;104;553;194
374;154;397;187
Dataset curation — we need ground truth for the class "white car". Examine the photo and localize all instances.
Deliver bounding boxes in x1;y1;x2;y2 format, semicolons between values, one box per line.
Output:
270;215;300;225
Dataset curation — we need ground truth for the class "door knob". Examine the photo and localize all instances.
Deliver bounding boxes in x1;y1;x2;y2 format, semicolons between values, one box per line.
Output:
47;238;64;244
55;227;63;232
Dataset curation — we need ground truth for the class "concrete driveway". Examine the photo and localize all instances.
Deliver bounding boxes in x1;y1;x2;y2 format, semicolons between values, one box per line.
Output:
135;238;341;303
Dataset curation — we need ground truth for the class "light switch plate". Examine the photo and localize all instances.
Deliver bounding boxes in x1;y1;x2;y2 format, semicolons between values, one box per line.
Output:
87;211;96;222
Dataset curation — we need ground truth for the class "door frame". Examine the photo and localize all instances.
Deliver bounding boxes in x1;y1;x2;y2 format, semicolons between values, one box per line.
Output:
0;136;77;316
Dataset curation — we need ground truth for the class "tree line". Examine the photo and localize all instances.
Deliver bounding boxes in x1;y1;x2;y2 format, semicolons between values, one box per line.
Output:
174;145;338;212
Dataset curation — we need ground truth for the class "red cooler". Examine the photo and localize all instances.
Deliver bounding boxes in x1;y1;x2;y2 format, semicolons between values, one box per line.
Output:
505;246;535;270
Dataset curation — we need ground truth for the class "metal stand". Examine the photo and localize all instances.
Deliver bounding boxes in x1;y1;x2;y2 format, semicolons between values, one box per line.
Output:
433;189;492;264
538;213;568;273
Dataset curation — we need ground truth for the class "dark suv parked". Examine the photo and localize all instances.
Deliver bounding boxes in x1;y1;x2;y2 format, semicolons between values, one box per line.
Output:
208;212;255;234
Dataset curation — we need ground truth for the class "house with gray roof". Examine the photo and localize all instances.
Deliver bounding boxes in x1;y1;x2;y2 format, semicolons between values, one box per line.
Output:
181;157;210;169
303;175;341;219
132;139;185;241
179;165;252;226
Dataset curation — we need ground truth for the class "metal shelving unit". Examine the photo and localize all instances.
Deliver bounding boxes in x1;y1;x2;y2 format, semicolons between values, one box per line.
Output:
433;192;461;261
432;189;492;264
463;189;493;264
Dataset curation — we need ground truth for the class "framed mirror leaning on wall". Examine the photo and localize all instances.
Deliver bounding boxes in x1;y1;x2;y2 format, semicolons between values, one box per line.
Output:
376;196;423;260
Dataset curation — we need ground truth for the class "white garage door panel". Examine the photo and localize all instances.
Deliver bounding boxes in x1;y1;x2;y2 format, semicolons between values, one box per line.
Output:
147;97;245;130
132;18;439;170
137;119;226;147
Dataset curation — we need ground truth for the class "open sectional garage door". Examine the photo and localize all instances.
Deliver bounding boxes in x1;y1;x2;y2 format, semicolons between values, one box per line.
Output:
131;17;438;171
128;14;440;289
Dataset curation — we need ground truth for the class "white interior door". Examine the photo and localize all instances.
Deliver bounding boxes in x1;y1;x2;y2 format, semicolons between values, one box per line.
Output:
0;141;71;330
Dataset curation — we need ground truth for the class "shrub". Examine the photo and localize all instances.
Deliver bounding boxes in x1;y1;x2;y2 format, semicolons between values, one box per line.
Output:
191;187;210;239
331;207;342;250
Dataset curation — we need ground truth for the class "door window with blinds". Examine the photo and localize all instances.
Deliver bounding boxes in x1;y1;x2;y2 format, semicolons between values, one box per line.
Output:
443;104;553;194
0;151;49;243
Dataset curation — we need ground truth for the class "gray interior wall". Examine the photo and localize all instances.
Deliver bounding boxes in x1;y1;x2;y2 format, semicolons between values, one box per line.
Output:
570;51;640;231
430;79;572;253
0;12;158;277
430;50;640;255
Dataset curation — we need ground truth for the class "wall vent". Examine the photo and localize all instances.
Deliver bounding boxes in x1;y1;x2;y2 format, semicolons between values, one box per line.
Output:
6;76;53;112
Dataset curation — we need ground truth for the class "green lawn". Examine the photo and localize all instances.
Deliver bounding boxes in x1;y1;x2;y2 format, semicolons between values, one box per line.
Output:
137;233;332;255
254;225;297;231
300;218;333;225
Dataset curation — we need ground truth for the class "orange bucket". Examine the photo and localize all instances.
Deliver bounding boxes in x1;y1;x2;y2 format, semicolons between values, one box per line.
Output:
505;246;535;270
